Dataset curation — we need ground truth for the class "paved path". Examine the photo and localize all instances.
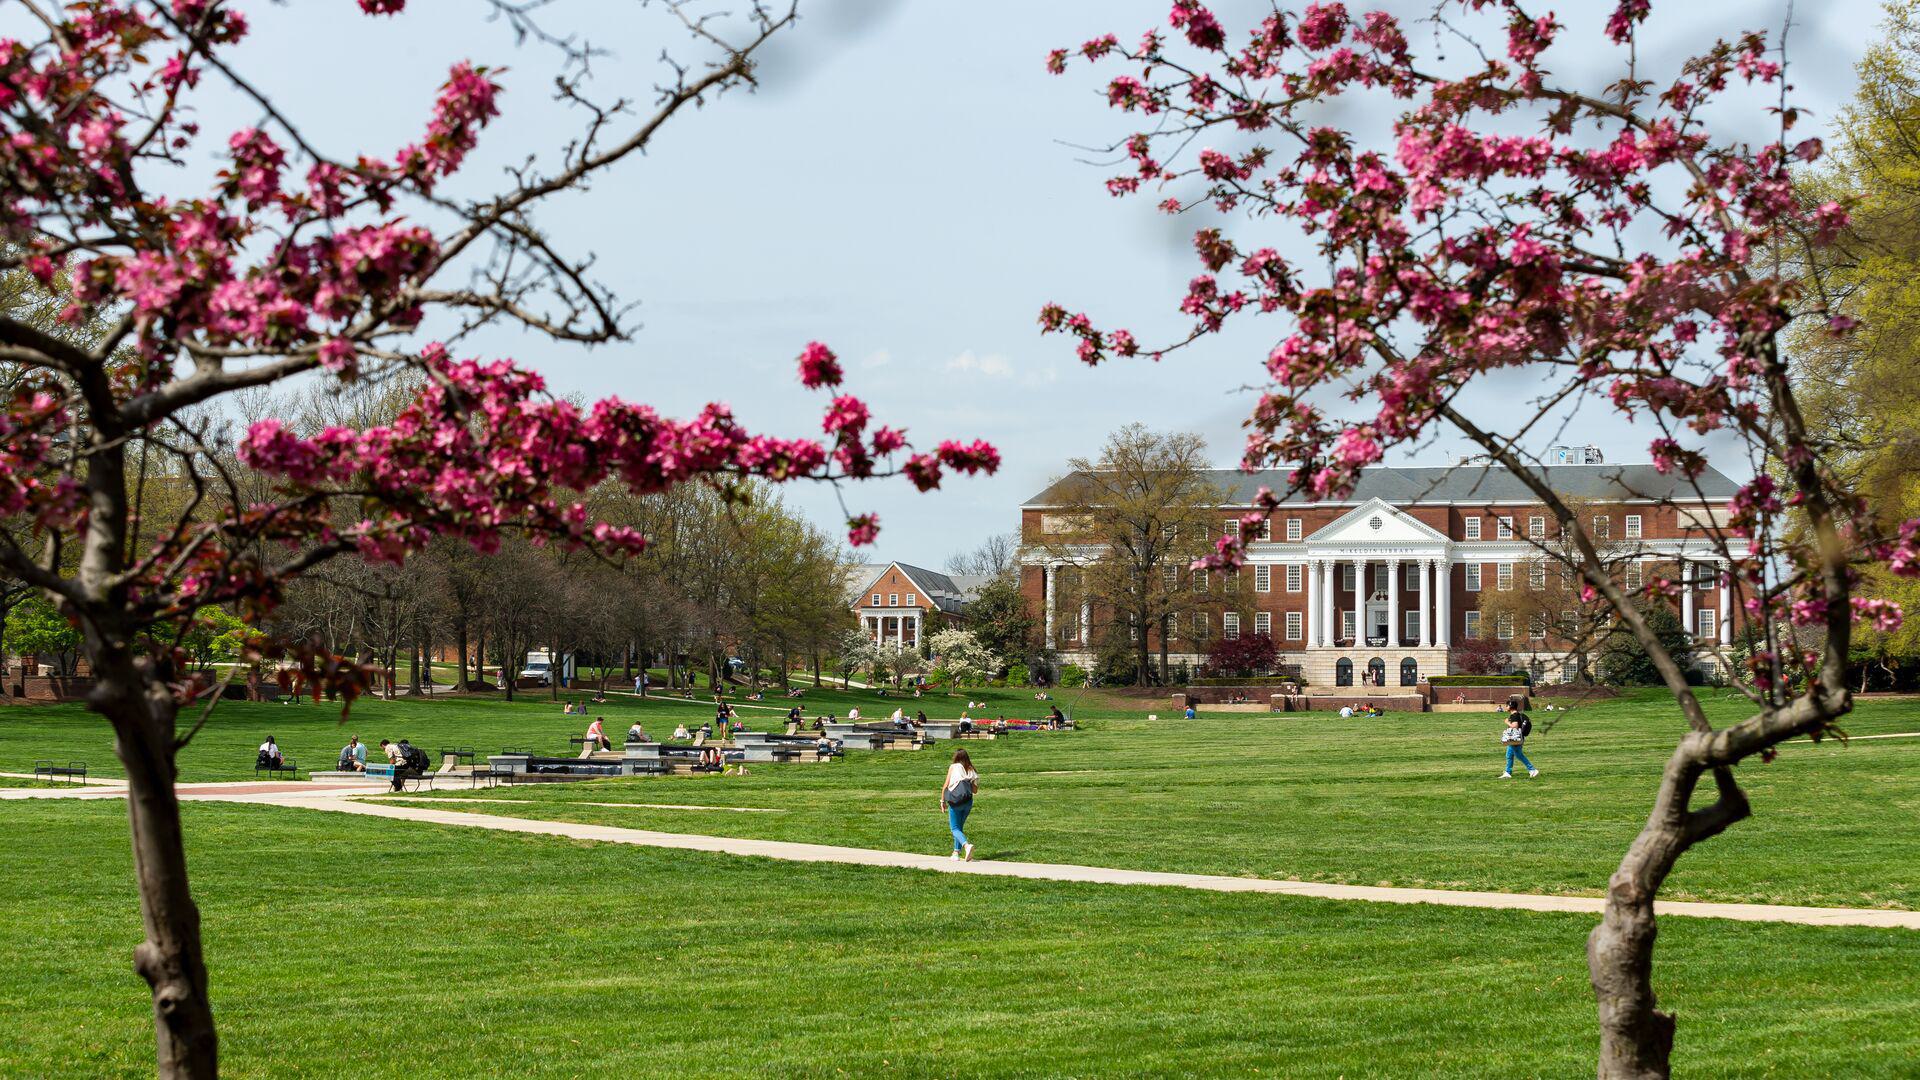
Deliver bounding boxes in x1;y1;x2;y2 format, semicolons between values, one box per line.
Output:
263;795;1920;930
9;779;1920;929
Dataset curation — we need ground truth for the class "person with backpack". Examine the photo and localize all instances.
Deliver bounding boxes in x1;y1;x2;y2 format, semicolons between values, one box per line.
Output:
390;738;427;791
940;749;980;862
1498;707;1539;779
256;736;283;770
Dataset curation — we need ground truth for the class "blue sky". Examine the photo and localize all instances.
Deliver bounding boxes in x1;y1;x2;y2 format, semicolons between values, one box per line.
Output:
209;0;1883;562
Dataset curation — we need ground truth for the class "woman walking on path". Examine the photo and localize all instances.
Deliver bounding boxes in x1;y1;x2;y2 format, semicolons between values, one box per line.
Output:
941;749;979;862
1498;707;1538;779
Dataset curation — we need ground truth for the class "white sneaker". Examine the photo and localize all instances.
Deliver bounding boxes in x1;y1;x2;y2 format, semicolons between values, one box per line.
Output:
949;851;960;861
963;843;975;862
1497;772;1512;779
1528;768;1540;778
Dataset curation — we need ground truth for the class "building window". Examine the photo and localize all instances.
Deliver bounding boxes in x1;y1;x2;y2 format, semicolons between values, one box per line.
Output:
1193;612;1209;640
1342;611;1356;641
1464;611;1482;639
1224;519;1237;538
1498;516;1514;540
1341;564;1356;590
1224;612;1241;640
1287;518;1302;541
1625;562;1643;591
1399;657;1418;686
1496;613;1515;640
1561;609;1578;636
1404;610;1420;641
1254;565;1272;593
1496;563;1513;591
871;593;881;606
1529;563;1546;590
1367;656;1386;685
1561;564;1574;589
1287;564;1304;592
1593;514;1611;539
1335;658;1353;686
1404;563;1420;590
905;593;915;606
1697;609;1716;638
1260;518;1273;541
1255;611;1271;637
1625;514;1642;540
1465;517;1482;541
1281;612;1299;640
1693;563;1716;588
1465;564;1482;592
1529;516;1545;540
1192;569;1208;592
1163;566;1179;591
1529;613;1547;640
889;593;899;607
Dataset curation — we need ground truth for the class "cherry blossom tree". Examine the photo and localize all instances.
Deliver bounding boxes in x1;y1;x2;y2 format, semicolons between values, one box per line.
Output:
1042;2;1920;1076
0;2;995;1076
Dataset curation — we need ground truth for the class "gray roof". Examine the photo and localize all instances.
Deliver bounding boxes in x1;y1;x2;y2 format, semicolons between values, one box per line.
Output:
848;562;990;616
1023;463;1741;508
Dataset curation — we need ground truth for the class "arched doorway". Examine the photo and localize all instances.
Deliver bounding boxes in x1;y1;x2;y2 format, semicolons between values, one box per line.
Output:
1367;657;1386;686
1335;658;1353;686
1400;657;1418;686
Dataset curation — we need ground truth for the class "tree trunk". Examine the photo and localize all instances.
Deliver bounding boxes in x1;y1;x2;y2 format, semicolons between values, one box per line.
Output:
1134;602;1151;687
455;614;469;691
97;654;220;1079
407;629;422;695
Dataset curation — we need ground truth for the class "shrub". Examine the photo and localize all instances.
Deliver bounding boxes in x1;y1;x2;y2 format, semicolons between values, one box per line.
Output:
1202;632;1278;677
1428;674;1530;687
1448;636;1510;675
1597;602;1695;686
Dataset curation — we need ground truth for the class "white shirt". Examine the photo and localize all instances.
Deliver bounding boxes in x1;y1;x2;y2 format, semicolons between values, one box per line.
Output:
1339;707;1354;718
848;708;860;720
259;740;277;754
945;762;977;789
890;709;904;723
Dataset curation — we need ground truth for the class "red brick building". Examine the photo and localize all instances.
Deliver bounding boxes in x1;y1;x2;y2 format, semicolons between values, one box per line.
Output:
1018;456;1740;685
846;562;990;650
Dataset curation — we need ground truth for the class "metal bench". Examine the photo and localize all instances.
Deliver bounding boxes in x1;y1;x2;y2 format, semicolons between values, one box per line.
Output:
465;767;511;789
395;771;435;793
33;759;87;785
254;758;298;780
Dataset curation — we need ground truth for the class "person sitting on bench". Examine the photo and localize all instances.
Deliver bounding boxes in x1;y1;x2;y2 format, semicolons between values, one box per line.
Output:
337;735;367;772
1047;706;1066;729
256;736;284;771
626;721;647;744
672;722;692;741
584;716;610;754
914;710;928;730
787;705;804;727
390;739;427;791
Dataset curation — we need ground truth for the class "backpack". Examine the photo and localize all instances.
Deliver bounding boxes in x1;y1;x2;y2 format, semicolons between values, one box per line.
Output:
945;774;975;806
1516;714;1533;738
404;745;428;772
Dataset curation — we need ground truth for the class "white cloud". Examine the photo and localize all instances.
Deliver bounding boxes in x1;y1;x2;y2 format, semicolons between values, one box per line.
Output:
861;349;892;369
946;350;1014;378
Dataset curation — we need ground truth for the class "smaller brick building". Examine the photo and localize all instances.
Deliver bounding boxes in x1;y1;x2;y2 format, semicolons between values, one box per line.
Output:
846;562;990;650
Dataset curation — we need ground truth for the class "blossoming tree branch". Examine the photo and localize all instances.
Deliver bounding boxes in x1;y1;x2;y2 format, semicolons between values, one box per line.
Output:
0;1;993;1076
1041;1;1920;1077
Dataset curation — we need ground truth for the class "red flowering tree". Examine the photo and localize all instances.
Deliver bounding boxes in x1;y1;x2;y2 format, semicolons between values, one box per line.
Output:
1202;631;1277;677
0;3;994;1076
1043;2;1920;1076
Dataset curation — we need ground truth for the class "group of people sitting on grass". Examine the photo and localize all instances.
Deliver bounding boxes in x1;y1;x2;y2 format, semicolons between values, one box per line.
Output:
1338;703;1386;718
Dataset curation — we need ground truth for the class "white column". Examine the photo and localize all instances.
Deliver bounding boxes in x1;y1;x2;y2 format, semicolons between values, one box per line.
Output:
1718;563;1732;645
1305;559;1319;648
1436;558;1451;648
1043;564;1057;646
1420;559;1435;648
1321;560;1335;646
1385;559;1401;648
1680;559;1696;638
1351;558;1365;645
1080;598;1091;646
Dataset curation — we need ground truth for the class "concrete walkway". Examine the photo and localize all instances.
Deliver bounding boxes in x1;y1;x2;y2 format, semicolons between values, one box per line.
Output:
8;778;1919;929
261;795;1920;930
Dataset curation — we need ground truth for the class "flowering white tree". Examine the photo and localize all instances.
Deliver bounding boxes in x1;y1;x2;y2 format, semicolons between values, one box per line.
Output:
928;627;1001;685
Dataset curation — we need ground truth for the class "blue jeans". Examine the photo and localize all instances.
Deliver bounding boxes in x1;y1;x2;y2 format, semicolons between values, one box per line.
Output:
947;800;972;851
1506;744;1534;773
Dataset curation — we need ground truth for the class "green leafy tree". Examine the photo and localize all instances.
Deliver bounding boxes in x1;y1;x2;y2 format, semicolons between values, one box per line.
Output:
4;594;80;674
1598;603;1696;687
962;575;1035;668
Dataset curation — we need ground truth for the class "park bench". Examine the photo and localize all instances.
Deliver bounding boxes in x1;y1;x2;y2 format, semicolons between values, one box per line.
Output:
437;747;477;773
394;770;435;793
254;757;298;780
33;759;87;785
465;767;511;789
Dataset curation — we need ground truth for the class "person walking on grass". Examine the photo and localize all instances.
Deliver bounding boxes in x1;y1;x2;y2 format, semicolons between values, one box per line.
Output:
941;749;979;862
1498;707;1539;779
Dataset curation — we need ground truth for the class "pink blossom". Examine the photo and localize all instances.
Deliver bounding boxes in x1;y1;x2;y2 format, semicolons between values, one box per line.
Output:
796;341;842;388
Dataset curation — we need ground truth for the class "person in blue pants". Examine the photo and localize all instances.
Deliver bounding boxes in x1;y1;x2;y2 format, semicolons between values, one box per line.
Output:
1499;709;1539;778
941;749;980;861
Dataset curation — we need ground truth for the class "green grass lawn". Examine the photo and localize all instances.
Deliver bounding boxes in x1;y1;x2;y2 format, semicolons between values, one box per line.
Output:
1;798;1915;1078
373;690;1920;910
5;689;1919;908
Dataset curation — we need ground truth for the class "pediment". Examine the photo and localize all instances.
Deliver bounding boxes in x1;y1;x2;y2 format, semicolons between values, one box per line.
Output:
1306;498;1448;546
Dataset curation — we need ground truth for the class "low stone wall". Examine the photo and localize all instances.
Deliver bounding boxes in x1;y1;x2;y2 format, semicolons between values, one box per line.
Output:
1427;685;1530;708
12;676;98;703
1298;694;1427;713
1177;684;1300;705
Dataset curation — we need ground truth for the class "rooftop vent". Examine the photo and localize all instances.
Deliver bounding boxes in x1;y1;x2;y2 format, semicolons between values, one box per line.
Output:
1547;444;1605;465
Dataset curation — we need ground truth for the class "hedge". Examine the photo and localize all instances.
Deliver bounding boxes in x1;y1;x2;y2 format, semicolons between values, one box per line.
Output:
1187;677;1300;687
1427;674;1529;687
